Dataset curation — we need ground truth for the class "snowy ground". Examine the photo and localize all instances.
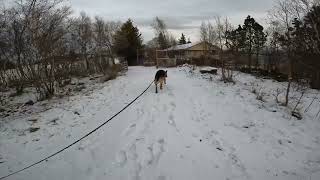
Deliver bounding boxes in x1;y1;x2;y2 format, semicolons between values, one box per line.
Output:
1;66;320;180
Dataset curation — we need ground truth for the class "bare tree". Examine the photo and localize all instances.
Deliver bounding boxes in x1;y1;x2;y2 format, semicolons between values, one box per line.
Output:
92;16;121;74
0;0;123;100
268;0;320;105
152;17;168;38
77;11;93;72
199;21;216;61
2;0;39;94
214;16;225;80
27;0;71;99
266;21;282;73
223;17;234;81
269;0;296;106
200;21;208;43
152;17;169;49
105;21;121;56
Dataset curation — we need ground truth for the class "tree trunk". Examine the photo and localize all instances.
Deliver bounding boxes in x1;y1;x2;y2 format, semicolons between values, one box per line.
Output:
85;56;89;71
256;52;259;70
248;53;252;72
311;71;320;89
285;57;293;106
285;78;291;106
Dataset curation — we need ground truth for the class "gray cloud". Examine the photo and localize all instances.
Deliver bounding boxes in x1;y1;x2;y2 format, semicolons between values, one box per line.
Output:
70;0;276;41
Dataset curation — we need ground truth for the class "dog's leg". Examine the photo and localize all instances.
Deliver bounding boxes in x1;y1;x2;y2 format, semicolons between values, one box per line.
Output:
160;79;163;90
164;78;166;85
155;81;158;93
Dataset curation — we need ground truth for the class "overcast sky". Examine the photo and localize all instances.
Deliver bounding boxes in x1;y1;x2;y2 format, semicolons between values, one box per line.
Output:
69;0;275;43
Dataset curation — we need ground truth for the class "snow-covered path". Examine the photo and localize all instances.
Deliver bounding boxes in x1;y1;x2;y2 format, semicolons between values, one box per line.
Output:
1;66;320;180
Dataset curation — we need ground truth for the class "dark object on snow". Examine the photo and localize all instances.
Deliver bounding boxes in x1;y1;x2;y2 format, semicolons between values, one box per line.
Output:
0;107;6;112
74;111;80;115
292;111;302;120
216;147;223;151
200;68;217;75
29;127;40;133
200;139;202;142
49;118;59;125
27;119;38;123
25;100;34;106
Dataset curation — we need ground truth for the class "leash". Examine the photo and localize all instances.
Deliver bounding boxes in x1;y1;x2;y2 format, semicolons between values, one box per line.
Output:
0;80;154;180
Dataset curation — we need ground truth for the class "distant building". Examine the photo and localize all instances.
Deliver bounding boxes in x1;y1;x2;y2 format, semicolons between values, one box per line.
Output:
164;42;219;59
155;42;219;67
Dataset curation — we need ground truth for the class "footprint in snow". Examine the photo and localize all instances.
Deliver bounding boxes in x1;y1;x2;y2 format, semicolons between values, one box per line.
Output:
133;163;142;180
170;102;176;108
158;175;167;180
211;130;219;135
168;114;180;132
162;104;168;112
116;150;127;167
192;133;199;138
228;153;248;177
128;144;138;160
136;108;144;117
125;124;137;136
169;114;174;121
168;119;176;127
194;118;201;122
86;167;93;175
158;138;165;145
168;90;174;97
142;138;165;166
142;146;154;166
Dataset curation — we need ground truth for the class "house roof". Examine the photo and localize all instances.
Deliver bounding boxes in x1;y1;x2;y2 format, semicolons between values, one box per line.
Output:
164;42;218;51
165;42;197;51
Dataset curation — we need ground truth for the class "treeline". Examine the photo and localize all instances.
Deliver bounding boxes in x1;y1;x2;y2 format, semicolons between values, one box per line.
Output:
0;0;142;100
268;0;320;90
1;0;319;102
194;0;320;104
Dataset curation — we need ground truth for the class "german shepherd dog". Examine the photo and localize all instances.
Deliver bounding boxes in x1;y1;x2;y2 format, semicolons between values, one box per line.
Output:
154;70;167;93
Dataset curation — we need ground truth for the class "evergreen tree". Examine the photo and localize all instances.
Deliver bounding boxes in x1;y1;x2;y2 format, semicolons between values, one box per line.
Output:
229;16;266;72
242;16;256;71
226;25;246;55
253;22;267;68
290;5;320;89
113;19;142;65
178;33;187;45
